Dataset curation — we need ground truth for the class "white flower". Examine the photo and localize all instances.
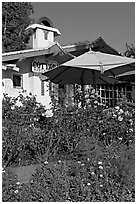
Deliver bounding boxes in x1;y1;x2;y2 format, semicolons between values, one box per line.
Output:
118;116;123;121
14;190;19;194
16;182;20;185
113;114;117;117
99;184;103;187
91;172;95;175
77;161;81;164
102;133;106;136
16;101;23;107
91;89;95;94
87;158;90;161
2;167;5;173
125;111;129;115
42;112;46;116
100;174;103;178
85;94;89;99
129;119;133;125
99;166;103;170
94;100;98;104
11;106;15;110
58;160;61;163
81;163;84;166
44;161;48;164
87;183;91;186
119;109;124;114
46;109;53;117
115;106;120;110
85;86;89;92
118;137;123;140
98;161;102;165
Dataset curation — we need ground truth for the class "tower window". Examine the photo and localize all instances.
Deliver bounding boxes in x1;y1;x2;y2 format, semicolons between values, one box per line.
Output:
34;32;36;39
44;31;48;40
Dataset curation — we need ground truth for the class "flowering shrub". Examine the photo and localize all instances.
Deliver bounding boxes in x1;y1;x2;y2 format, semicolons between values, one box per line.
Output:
2;147;135;202
2;92;48;167
98;105;135;147
2;90;135;201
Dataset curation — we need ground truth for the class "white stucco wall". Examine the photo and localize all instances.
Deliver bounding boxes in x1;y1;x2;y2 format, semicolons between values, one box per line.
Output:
2;69;24;97
33;29;54;49
48;32;54;43
2;56;53;112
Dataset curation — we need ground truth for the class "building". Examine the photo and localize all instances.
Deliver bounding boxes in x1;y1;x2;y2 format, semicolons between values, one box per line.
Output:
2;17;73;112
2;17;134;111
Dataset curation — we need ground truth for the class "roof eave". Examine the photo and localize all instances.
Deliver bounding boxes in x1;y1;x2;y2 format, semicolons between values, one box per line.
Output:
26;23;61;36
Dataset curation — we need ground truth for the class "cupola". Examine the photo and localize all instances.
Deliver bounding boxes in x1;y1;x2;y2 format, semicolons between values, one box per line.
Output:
26;17;61;49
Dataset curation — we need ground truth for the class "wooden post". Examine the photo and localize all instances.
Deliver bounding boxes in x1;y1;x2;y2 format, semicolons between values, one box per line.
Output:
80;70;85;108
112;85;115;107
92;70;96;90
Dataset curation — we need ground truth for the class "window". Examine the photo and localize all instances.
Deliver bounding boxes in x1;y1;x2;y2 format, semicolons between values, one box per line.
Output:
41;80;44;96
34;32;36;39
44;31;48;40
13;74;22;88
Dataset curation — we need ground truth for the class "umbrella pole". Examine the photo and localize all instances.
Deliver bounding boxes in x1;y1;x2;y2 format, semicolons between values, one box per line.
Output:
81;70;85;108
112;85;115;106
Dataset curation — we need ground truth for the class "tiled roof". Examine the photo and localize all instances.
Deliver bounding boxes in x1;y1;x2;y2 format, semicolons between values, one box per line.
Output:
2;37;121;62
2;42;65;62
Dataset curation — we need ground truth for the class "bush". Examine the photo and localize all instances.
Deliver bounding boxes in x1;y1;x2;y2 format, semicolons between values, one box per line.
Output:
2;145;135;202
2;91;135;166
2;168;18;202
2;91;135;201
2;92;48;167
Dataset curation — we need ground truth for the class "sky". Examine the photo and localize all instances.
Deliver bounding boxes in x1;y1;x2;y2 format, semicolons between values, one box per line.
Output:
31;2;134;54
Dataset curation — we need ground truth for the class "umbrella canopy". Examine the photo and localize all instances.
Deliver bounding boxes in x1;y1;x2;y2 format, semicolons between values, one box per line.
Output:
43;51;135;85
116;70;135;82
44;73;119;85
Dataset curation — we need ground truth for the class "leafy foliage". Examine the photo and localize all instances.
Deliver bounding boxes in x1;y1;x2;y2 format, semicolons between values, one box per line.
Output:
2;91;135;201
2;168;18;202
2;92;48;167
2;148;135;202
2;2;34;52
124;43;135;58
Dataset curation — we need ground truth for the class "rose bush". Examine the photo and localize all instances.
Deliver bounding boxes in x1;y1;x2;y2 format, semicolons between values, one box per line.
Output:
2;90;135;201
2;92;48;167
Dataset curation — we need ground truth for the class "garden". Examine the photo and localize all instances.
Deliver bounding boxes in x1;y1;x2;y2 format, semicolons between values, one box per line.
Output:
2;89;135;202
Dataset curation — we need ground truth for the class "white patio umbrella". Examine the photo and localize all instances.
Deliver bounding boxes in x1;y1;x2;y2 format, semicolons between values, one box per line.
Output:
43;51;135;86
